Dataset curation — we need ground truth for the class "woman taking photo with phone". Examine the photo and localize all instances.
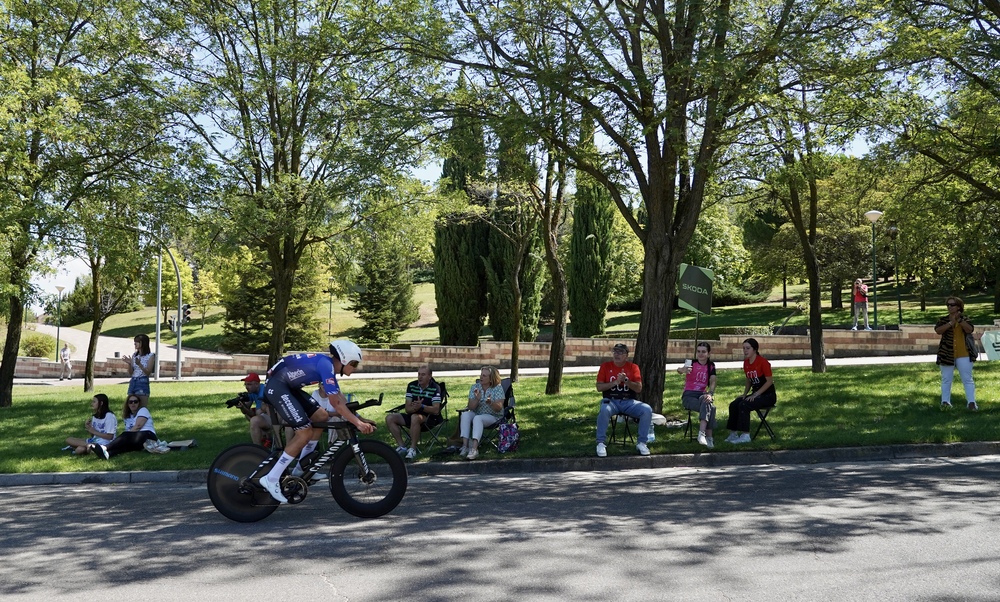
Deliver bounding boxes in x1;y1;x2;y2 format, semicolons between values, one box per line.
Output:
934;296;977;410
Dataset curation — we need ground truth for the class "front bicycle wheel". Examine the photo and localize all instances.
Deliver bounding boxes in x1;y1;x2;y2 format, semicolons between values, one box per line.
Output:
328;439;407;519
207;443;279;523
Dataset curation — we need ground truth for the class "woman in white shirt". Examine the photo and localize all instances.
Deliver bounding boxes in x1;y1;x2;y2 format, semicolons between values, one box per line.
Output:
90;395;157;460
121;334;155;408
65;394;117;455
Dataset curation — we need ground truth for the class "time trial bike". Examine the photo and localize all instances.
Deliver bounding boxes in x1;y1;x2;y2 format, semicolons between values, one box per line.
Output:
207;395;407;522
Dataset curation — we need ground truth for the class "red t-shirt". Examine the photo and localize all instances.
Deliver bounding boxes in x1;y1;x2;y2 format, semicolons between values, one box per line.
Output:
853;283;868;303
597;360;642;400
743;354;773;392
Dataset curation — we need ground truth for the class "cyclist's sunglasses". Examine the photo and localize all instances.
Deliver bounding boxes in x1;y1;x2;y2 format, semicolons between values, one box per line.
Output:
347;360;360;368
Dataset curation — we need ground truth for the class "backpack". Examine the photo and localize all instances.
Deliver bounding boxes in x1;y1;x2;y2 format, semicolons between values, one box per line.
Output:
497;421;520;454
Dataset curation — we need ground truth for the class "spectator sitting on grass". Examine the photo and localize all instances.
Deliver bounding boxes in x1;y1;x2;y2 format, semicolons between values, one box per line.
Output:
65;394;117;456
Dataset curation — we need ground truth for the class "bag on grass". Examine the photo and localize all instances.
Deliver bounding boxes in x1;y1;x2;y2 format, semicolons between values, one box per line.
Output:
497;421;520;454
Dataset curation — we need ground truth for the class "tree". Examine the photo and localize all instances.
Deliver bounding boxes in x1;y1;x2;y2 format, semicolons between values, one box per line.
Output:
219;249;323;354
347;189;421;345
0;0;170;405
434;214;490;345
160;0;437;365
430;0;813;411
568;118;615;338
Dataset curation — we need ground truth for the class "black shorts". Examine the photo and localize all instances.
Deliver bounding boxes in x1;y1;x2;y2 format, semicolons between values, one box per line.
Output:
401;411;443;429
264;378;322;430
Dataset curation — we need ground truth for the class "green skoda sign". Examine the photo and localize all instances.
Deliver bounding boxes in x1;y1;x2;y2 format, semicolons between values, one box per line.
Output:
678;263;714;315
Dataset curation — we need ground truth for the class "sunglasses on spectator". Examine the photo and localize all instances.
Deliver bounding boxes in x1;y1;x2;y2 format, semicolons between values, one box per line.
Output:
947;303;958;307
127;399;140;404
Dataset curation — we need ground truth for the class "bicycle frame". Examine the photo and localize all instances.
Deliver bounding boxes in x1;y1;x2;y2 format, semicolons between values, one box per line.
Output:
242;394;384;493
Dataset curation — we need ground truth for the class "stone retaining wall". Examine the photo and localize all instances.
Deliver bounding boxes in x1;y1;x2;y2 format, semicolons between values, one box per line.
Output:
10;323;997;379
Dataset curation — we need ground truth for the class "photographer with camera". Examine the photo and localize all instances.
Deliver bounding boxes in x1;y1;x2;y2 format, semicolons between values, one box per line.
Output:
230;372;274;448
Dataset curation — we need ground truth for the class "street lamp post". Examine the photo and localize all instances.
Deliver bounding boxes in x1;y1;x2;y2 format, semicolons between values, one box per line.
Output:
887;225;902;326
865;210;883;330
54;286;65;360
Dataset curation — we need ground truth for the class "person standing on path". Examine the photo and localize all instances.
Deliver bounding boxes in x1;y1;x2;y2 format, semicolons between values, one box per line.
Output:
851;278;870;330
934;296;977;410
59;343;73;380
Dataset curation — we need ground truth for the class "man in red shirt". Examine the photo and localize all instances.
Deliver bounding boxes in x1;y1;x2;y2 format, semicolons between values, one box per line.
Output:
596;343;651;457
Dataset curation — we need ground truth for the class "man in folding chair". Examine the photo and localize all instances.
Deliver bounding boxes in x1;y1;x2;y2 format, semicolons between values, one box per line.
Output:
385;364;444;460
595;344;652;457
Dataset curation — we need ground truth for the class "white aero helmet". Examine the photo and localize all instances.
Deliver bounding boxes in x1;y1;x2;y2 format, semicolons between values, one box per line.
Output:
329;339;362;367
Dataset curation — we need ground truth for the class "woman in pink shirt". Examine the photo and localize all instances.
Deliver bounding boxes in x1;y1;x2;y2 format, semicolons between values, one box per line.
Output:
676;342;717;449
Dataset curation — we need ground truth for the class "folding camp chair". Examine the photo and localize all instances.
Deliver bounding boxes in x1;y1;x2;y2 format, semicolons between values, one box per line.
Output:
753;405;776;440
385;381;451;452
479;378;517;453
609;413;637;445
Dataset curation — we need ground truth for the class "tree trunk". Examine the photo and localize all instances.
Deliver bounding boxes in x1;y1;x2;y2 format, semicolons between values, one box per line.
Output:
543;234;567;395
831;282;844;310
0;294;25;407
509;255;523;383
633;233;677;415
84;318;107;393
804;253;827;373
268;244;297;367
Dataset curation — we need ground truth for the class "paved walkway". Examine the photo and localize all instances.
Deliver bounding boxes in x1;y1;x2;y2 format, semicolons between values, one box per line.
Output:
33;322;234;362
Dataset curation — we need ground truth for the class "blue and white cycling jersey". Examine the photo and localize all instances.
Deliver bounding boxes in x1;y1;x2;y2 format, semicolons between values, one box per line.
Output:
267;353;341;397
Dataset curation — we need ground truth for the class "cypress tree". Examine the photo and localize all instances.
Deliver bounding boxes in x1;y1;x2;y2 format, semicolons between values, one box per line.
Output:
440;75;486;195
485;120;544;343
568;118;615;337
434;214;489;345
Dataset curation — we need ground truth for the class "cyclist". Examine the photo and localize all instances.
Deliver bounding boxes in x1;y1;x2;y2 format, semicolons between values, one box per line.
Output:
257;340;375;503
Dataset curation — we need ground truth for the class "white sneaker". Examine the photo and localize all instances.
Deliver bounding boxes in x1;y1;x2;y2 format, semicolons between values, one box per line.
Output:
395;445;409;456
724;433;738;443
865;326;872;331
706;437;714;449
466;448;478;460
697;431;708;446
405;447;418;460
596;442;607;457
258;475;287;504
733;433;752;444
850;326;857;331
636;442;650;456
458;446;468;457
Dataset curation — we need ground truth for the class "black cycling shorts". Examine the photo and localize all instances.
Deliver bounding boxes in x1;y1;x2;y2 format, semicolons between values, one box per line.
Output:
264;378;322;430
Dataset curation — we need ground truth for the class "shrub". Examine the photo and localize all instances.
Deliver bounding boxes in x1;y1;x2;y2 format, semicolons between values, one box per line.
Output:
20;334;54;358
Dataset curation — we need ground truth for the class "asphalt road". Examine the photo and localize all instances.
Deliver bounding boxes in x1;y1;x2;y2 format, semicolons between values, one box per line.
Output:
3;456;998;601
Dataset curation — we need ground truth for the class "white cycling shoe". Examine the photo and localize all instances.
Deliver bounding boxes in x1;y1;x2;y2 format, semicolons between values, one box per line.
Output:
259;475;287;504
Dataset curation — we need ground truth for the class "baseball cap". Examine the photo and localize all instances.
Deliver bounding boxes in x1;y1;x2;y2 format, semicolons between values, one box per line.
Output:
612;343;629;354
241;372;261;383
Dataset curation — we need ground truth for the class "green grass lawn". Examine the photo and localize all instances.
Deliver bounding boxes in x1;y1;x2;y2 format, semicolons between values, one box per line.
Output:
6;360;998;474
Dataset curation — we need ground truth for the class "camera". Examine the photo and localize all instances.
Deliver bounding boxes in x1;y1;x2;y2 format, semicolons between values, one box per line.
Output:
225;392;250;408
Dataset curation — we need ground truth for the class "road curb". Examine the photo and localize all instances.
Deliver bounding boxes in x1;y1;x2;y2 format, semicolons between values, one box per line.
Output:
3;441;998;487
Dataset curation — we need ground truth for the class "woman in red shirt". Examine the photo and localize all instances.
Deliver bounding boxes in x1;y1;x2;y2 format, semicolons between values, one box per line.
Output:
851;278;870;330
725;338;776;444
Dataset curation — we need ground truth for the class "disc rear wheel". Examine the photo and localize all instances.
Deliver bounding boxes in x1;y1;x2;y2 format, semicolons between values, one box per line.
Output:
207;444;279;523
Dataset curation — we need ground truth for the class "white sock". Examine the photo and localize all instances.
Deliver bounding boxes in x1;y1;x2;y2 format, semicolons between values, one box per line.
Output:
298;440;318;461
266;452;294;481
